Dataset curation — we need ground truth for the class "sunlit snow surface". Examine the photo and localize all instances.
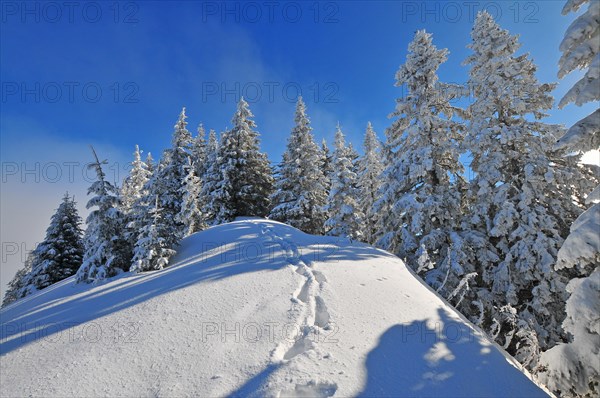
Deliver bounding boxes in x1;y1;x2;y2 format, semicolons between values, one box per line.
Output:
0;219;550;397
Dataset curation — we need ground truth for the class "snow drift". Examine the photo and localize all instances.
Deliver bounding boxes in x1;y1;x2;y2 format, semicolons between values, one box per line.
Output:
0;219;550;397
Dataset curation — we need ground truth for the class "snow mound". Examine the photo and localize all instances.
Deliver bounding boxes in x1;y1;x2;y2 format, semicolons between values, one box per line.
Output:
0;219;550;397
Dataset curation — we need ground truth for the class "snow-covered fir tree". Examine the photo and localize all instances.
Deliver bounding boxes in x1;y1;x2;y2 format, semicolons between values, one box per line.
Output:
150;107;194;243
201;129;220;224
269;97;329;234
177;157;206;236
357;122;384;244
463;11;591;368
538;1;600;396
120;145;151;250
130;195;177;272
1;251;36;307
22;193;84;292
324;124;363;239
210;98;274;223
193;123;208;179
374;30;468;303
555;0;600;154
145;152;155;174
76;148;130;283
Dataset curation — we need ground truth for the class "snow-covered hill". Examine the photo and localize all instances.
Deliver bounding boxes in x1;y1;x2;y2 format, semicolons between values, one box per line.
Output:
0;219;550;397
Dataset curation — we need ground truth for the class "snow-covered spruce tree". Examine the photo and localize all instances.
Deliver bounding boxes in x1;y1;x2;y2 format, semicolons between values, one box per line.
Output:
76;147;130;283
1;250;36;307
211;98;274;223
23;193;84;292
269;97;329;234
201;129;220;224
145;152;155;174
375;30;468;301
177;157;206;236
150;107;194;243
130;195;177;272
193;123;208;179
537;1;600;396
357;122;384;244
120;145;151;251
324;124;363;240
463;11;592;368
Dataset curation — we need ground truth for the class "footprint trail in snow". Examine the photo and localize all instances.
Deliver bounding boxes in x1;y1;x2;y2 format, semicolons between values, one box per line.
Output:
259;224;337;396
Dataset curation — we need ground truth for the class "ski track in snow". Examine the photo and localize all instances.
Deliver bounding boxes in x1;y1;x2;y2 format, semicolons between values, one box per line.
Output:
258;223;337;397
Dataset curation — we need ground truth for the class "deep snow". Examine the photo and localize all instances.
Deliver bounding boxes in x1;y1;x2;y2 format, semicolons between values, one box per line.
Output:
0;219;550;397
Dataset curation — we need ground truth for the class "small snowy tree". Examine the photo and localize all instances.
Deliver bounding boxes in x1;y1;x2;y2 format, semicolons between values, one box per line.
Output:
1;251;36;307
357;122;384;244
177;157;206;236
211;98;274;223
269;97;329;234
130;195;177;273
76;147;130;283
325;124;363;240
24;193;84;291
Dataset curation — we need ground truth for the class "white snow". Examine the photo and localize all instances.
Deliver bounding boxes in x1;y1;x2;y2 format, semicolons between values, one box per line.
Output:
0;219;550;397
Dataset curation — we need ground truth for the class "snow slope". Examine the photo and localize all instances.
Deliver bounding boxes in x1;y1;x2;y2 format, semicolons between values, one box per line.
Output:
0;219;550;397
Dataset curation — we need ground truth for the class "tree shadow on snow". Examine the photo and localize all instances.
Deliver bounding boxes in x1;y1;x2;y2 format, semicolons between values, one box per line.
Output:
358;307;547;398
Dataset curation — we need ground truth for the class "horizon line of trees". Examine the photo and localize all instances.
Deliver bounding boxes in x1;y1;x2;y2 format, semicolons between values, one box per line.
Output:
2;4;598;397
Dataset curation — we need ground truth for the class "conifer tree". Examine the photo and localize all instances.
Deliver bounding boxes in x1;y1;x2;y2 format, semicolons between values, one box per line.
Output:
538;1;600;395
325;124;363;239
178;157;206;236
269;97;329;234
1;251;36;307
211;98;274;223
375;30;468;304
120;145;151;251
357;122;384;244
76;147;130;283
463;11;591;367
130;195;177;272
25;193;84;291
201;129;220;224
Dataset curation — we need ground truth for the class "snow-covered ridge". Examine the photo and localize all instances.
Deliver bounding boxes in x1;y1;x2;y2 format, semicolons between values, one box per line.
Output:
1;220;550;397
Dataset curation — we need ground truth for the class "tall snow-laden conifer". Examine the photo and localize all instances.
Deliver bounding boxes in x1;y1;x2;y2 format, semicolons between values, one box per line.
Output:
325;124;363;239
357;122;384;244
464;11;591;368
76;147;130;283
193;123;208;179
269;97;329;234
120;145;151;251
375;30;468;303
211;98;274;223
538;1;600;396
151;107;194;244
201;129;220;224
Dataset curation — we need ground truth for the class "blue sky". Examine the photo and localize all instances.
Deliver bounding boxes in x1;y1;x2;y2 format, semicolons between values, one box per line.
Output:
0;0;594;295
